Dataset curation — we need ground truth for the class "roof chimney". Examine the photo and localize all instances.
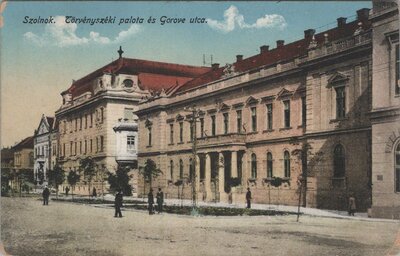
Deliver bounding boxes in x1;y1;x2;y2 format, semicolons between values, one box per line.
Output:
236;55;243;62
337;17;347;28
211;63;220;70
304;29;316;39
357;8;370;21
276;40;285;48
260;45;270;54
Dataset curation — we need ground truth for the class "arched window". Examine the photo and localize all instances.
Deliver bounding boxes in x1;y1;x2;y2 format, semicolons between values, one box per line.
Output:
396;144;400;192
170;160;174;181
284;151;290;177
333;144;345;177
267;152;273;178
251;153;257;178
179;159;184;180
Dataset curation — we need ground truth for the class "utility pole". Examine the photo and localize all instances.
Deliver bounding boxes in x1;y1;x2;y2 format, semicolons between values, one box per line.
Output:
184;106;201;214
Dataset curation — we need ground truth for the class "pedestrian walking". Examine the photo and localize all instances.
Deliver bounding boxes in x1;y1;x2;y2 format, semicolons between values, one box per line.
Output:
65;186;70;197
148;189;154;215
246;187;252;209
156;188;164;213
348;194;356;216
114;190;123;218
42;185;50;205
92;187;97;198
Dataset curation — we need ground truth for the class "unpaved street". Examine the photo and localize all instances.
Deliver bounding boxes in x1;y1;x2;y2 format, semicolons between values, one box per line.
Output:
1;197;399;256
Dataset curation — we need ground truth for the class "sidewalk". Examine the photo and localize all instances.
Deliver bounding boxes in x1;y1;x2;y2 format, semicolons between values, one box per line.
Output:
57;194;399;222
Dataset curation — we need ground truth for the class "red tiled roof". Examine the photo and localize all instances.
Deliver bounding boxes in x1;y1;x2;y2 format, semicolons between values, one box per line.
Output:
175;17;371;94
13;136;34;150
64;58;210;98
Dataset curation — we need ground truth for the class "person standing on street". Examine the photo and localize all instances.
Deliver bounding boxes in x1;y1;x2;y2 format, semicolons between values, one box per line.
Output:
156;188;164;214
92;187;97;198
246;187;252;209
114;190;123;218
42;185;50;205
65;186;70;197
148;189;154;215
348;194;357;216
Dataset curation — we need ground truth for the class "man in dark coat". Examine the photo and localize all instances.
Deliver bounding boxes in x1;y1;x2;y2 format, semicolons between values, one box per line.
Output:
114;190;123;218
148;189;154;215
156;188;164;214
65;186;70;197
42;185;50;205
246;187;252;209
92;187;97;198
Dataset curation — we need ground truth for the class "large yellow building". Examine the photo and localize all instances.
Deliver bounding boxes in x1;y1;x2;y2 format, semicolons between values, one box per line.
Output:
136;8;374;211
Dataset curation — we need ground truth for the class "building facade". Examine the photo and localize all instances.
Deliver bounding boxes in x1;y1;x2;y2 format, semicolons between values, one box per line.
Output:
12;136;34;191
33;114;56;186
137;9;374;211
55;52;210;194
369;0;400;218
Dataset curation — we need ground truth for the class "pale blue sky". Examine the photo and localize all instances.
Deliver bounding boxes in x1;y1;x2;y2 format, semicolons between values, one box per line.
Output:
0;1;371;147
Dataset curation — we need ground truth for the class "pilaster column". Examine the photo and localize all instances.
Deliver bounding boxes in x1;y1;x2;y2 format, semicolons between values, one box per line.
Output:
205;153;212;201
242;152;248;187
231;151;237;178
218;152;225;202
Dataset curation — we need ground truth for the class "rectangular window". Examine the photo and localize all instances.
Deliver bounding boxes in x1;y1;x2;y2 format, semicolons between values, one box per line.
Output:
127;136;135;151
75;119;77;132
251;107;257;132
169;124;174;144
79;141;82;155
211;115;216;136
90;139;93;153
179;122;183;142
223;113;229;134
200;118;204;137
74;142;77;155
70;120;73;133
284;100;291;128
84;140;87;154
335;87;346;119
396;45;399;95
90;114;93;128
79;117;82;130
70;141;73;156
63;143;66;157
148;127;152;146
64;121;67;134
85;115;88;129
266;104;273;130
236;110;242;133
96;137;99;152
301;97;306;127
100;136;104;152
100;108;104;123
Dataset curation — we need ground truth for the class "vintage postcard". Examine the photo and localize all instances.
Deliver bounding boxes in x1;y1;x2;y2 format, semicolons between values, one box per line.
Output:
1;1;400;255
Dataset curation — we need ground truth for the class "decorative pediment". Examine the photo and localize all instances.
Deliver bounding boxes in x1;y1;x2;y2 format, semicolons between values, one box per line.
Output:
35;115;51;136
276;88;294;99
327;72;349;87
219;103;231;112
233;102;244;109
207;108;217;114
145;119;153;127
245;96;259;106
176;114;184;121
261;95;276;103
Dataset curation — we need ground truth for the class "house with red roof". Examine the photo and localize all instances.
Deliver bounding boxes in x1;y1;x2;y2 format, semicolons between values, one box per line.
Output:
136;8;376;212
55;49;210;195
